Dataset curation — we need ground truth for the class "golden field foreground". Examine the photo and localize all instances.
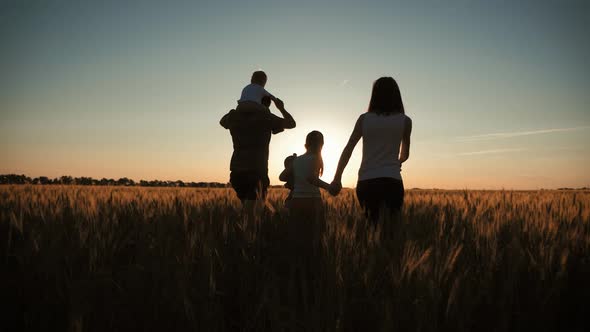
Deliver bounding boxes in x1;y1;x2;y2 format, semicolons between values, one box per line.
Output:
1;185;589;332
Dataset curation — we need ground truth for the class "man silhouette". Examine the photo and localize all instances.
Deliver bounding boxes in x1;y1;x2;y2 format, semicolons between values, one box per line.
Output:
220;94;295;212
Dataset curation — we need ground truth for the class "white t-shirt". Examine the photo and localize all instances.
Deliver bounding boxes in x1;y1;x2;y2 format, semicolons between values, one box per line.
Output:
238;83;275;104
358;112;407;181
292;154;321;198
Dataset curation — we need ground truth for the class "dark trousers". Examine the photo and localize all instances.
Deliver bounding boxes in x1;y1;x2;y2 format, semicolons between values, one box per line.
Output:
356;177;404;223
230;171;270;203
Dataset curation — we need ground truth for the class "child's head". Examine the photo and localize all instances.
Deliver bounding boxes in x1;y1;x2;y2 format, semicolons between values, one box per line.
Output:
261;96;272;108
305;131;324;154
251;71;267;87
284;153;297;168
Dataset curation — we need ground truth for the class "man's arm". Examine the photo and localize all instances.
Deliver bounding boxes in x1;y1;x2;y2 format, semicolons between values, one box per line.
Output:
219;110;234;129
273;99;296;129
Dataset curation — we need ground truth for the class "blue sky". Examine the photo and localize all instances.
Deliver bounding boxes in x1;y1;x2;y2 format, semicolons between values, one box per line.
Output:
1;0;589;188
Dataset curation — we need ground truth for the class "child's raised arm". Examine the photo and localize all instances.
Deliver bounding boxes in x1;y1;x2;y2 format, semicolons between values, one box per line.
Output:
263;88;277;102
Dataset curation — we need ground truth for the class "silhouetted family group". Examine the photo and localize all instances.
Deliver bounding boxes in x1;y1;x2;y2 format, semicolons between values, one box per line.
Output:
220;71;412;224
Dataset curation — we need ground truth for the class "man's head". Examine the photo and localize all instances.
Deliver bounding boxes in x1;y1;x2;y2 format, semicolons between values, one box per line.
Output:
251;71;267;87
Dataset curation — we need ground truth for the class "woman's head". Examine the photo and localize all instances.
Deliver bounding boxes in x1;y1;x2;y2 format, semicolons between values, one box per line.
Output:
368;77;404;115
305;131;324;153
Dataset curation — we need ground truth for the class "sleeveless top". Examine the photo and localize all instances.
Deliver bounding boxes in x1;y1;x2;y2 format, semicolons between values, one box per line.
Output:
358;112;406;181
292;154;321;198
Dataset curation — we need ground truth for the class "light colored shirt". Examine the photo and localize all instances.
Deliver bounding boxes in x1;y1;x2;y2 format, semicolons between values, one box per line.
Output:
292;154;321;198
358;112;407;181
238;83;275;104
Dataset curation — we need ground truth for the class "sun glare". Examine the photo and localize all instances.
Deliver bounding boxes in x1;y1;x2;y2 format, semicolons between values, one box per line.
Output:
270;123;361;188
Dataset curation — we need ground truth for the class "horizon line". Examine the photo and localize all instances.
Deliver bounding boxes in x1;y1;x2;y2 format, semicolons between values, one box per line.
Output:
0;173;588;191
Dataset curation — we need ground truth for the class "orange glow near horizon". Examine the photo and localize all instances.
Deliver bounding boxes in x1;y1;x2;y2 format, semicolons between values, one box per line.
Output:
1;1;589;190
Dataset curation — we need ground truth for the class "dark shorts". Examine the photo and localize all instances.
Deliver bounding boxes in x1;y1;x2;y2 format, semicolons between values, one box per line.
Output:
230;171;270;203
356;177;404;223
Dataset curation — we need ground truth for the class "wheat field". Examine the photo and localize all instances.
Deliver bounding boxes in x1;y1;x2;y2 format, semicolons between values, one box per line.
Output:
1;185;589;331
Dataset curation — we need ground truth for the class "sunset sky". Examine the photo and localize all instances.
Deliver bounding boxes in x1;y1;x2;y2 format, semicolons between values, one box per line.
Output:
1;0;589;189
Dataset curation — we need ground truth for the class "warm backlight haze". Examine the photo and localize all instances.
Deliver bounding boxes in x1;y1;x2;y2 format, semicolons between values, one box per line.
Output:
1;0;589;189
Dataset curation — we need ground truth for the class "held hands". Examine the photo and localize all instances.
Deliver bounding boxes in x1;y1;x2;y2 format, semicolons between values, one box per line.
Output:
328;181;342;196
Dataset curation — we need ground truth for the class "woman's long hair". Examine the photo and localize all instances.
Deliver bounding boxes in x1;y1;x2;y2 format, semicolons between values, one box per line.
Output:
367;77;405;114
305;131;324;176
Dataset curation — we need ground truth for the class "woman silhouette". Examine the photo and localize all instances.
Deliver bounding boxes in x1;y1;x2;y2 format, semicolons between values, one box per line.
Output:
330;77;412;223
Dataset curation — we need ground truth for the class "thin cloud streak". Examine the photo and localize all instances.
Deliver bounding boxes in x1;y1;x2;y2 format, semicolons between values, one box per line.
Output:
456;148;526;156
456;126;590;142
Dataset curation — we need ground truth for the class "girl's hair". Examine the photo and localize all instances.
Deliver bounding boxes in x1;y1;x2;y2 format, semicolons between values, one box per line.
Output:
367;77;405;115
305;131;324;176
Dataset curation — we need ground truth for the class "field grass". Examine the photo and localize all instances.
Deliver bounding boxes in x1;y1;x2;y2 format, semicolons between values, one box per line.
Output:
1;185;589;331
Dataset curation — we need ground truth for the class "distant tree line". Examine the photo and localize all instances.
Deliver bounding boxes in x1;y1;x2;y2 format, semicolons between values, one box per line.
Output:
0;174;230;188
